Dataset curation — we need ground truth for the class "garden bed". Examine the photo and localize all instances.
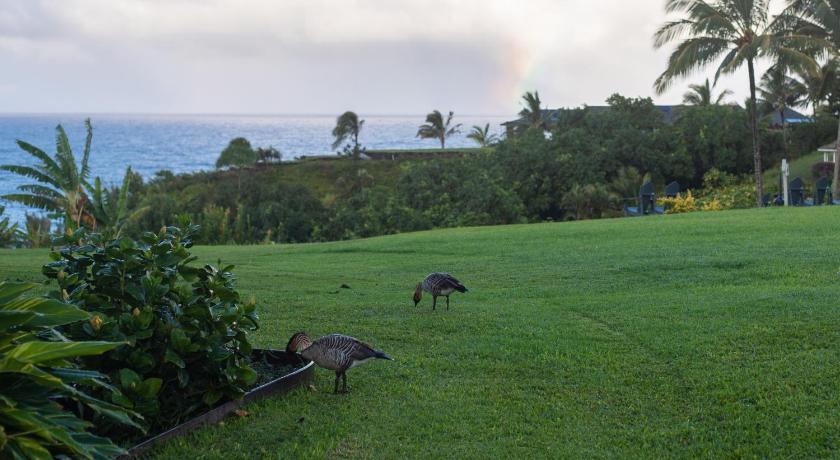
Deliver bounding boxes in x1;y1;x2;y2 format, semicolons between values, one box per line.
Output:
121;349;313;459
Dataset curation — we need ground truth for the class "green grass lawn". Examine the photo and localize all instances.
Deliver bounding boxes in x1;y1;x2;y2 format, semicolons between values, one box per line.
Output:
2;208;840;458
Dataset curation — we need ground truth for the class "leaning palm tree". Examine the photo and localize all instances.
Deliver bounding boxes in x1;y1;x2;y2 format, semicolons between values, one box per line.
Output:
682;78;733;105
780;0;840;198
758;65;807;156
653;0;810;206
0;119;95;230
416;110;461;149
331;111;365;158
466;123;500;147
519;91;544;128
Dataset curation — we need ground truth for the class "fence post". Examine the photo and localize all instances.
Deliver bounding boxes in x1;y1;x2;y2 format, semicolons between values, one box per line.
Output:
782;158;790;207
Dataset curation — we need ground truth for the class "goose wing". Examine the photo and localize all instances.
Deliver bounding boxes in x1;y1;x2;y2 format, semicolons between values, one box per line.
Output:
437;273;468;292
320;334;390;361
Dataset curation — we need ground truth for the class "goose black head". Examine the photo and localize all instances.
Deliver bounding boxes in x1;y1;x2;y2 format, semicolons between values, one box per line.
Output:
413;283;422;307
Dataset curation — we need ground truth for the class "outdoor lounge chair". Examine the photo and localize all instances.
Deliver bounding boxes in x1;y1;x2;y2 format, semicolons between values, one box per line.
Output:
811;177;830;205
664;181;680;198
624;182;664;216
789;177;810;206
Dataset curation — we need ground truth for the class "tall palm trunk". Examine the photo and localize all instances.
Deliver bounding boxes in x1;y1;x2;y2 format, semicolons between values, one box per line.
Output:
833;116;840;199
780;110;789;158
439;136;445;149
748;58;764;207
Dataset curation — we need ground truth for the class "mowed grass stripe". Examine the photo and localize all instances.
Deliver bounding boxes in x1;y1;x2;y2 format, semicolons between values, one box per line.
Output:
0;206;838;458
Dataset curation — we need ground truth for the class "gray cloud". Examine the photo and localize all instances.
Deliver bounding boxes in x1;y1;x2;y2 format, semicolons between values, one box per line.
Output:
0;0;780;114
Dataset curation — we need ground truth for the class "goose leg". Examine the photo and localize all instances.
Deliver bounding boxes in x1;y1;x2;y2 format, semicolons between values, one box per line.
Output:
446;296;449;310
432;296;437;311
334;372;341;394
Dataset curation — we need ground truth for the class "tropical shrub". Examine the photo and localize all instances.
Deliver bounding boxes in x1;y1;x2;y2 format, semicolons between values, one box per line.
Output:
42;223;259;437
88;166;149;238
0;205;22;248
695;169;756;210
659;190;698;214
0;281;139;459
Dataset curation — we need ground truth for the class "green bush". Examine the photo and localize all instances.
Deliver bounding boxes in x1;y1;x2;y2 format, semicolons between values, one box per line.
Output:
0;281;139;459
42;223;259;438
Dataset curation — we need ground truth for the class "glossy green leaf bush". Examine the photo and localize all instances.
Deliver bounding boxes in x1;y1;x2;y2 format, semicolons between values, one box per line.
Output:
43;223;259;438
0;281;139;459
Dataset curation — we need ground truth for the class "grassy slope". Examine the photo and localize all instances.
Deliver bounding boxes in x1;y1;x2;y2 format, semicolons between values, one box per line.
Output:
763;151;823;190
2;208;840;458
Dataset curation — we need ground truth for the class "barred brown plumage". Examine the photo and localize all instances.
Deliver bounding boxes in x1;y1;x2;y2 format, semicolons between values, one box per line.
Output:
286;332;392;393
413;272;468;311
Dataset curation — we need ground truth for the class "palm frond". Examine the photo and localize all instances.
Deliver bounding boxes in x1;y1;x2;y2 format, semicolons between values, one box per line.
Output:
1;193;62;213
14;140;62;177
655;36;731;93
54;124;80;190
80;118;93;183
0;165;61;189
16;184;65;201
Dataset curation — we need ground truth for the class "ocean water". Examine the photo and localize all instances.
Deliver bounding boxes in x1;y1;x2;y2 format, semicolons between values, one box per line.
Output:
0;114;508;223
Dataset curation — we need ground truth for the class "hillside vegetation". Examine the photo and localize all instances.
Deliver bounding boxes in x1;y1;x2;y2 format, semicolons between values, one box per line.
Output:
1;208;838;458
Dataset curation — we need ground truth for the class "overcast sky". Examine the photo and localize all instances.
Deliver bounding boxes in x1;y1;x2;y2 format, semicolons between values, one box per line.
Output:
0;0;781;115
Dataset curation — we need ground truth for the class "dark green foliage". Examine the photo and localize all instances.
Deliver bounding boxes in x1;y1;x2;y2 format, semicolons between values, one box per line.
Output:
670;105;753;185
132;169;326;244
216;138;257;169
560;183;617;220
315;186;431;241
42;224;259;437
787;114;837;158
108;93;818;244
0;281;139;459
396;157;525;227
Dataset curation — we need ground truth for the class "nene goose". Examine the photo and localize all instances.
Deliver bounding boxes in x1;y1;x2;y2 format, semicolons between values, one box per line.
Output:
413;272;468;310
286;332;392;393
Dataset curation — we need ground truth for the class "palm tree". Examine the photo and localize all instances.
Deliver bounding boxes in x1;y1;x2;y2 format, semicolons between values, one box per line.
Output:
417;110;461;149
0;119;94;230
682;78;733;105
794;61;836;116
332;111;365;158
519;91;544;128
466;124;500;147
780;0;840;197
758;65;807;156
653;0;808;206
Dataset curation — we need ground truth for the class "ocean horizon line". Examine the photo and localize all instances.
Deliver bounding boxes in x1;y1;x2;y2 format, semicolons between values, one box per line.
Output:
0;112;513;119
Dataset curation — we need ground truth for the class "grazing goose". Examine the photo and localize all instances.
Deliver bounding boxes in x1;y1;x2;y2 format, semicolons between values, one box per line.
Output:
413;272;468;311
286;332;392;393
